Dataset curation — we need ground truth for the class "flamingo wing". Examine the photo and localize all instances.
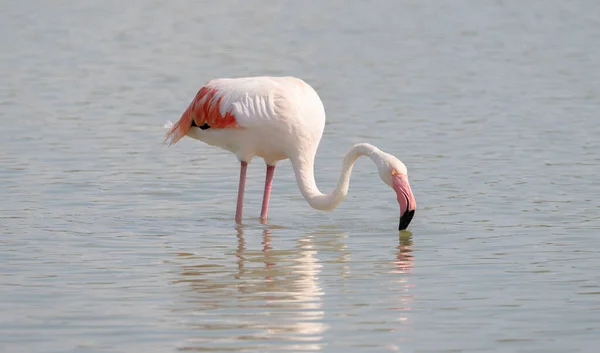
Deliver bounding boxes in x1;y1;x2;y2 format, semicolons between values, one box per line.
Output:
165;84;242;145
165;77;298;145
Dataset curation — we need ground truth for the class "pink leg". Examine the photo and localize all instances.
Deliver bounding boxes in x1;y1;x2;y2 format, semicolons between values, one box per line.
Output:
260;165;276;224
235;161;248;224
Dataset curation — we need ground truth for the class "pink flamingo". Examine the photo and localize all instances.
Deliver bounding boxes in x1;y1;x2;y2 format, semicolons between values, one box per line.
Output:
164;76;416;230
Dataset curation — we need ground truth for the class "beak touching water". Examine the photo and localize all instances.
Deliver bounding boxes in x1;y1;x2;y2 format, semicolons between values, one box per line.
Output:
393;173;416;230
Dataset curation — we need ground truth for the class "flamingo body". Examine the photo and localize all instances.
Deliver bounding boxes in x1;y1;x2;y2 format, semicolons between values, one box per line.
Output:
165;76;416;229
166;76;325;165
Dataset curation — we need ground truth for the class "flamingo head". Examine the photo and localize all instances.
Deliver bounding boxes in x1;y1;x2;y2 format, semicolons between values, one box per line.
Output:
378;155;417;231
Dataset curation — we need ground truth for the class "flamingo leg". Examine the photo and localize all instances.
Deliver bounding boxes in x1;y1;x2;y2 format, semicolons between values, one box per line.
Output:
235;161;248;224
260;165;276;224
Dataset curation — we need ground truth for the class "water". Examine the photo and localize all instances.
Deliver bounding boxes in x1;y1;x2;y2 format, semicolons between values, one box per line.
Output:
2;0;600;352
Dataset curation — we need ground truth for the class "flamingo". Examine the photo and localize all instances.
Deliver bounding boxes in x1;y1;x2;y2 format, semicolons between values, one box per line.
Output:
164;76;416;230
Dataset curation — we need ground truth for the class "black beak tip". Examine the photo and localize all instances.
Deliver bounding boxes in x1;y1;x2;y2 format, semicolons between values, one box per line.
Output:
399;210;415;231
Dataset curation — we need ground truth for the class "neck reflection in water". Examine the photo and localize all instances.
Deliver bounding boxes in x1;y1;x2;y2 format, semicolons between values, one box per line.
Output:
392;231;415;325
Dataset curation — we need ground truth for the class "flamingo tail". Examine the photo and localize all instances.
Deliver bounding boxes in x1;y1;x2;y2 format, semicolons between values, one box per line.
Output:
164;105;193;145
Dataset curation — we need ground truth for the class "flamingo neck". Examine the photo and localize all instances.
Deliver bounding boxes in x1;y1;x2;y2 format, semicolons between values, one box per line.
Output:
290;143;385;211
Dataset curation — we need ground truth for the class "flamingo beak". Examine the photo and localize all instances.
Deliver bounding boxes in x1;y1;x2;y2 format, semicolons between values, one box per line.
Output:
393;173;416;230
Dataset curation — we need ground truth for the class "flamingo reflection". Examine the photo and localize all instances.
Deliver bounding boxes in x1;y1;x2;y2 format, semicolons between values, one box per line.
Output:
173;226;330;351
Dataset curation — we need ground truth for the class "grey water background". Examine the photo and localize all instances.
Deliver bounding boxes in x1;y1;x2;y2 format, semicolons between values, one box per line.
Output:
2;0;600;352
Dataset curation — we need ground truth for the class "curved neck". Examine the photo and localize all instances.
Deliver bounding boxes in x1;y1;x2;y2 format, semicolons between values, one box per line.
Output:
290;143;385;211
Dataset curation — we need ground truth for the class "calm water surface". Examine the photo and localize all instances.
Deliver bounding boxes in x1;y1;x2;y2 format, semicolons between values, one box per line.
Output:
2;1;600;352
